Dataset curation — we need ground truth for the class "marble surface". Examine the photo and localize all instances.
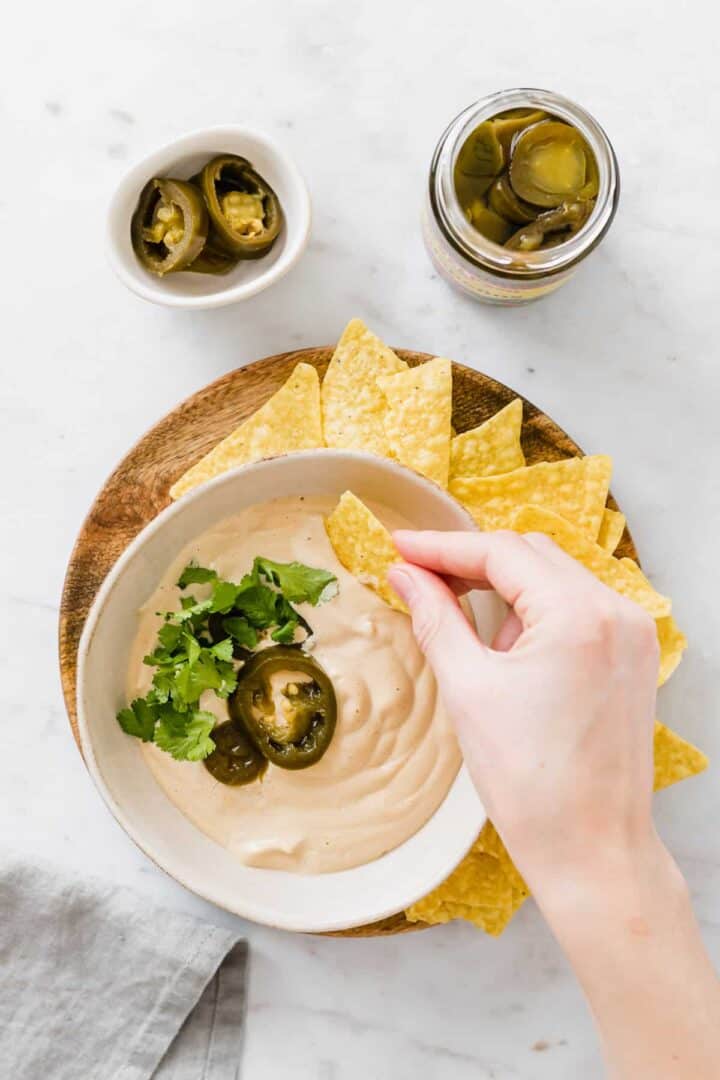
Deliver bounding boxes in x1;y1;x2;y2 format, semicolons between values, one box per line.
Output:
3;0;720;1075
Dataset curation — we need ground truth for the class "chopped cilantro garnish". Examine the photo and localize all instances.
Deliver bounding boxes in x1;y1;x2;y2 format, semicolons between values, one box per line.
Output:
222;616;258;650
254;557;339;605
117;698;157;742
157;622;183;651
175;596;213;624
172;649;237;706
178;561;220;587
148;671;174;705
154;709;216;761
177;563;218;588
209;579;240;613
233;583;278;627
271;619;298;643
210;637;235;662
270;592;310;643
117;555;338;761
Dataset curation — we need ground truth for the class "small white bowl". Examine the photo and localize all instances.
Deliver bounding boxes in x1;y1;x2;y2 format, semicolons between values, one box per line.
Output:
107;126;311;309
77;451;505;932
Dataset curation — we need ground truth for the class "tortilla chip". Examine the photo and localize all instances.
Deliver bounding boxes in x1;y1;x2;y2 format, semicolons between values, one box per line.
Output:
617;558;688;684
450;399;525;482
654;721;708;790
510;506;671;618
618;556;659;589
406;821;528;936
170;363;323;500
478;822;526;893
597;508;626;553
478;822;530;923
321;319;408;456
405;849;513;932
324;491;407;613
408;724;707;935
618;560;678;614
655;616;688;686
451;455;612;539
376;358;453;488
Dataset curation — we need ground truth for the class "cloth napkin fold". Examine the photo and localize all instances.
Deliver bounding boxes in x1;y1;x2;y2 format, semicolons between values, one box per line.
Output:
0;851;248;1080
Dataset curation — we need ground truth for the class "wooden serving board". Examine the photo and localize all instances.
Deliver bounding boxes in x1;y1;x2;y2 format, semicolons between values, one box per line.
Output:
59;347;636;937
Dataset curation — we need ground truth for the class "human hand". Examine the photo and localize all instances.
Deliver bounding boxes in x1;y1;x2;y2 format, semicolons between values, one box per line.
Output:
389;530;720;1079
387;529;660;897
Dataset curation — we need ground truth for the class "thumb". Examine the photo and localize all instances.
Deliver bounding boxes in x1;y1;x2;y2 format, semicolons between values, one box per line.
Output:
388;562;487;679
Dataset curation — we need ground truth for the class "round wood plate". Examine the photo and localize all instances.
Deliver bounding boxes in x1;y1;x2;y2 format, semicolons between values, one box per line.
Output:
59;347;636;938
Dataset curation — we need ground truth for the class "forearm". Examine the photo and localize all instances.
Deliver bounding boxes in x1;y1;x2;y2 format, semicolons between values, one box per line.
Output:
532;834;720;1079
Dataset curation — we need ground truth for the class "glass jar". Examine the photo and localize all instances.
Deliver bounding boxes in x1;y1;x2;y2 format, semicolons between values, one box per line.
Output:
423;88;620;305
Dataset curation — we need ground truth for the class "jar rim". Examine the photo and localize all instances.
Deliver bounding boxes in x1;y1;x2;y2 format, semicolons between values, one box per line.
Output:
429;88;620;279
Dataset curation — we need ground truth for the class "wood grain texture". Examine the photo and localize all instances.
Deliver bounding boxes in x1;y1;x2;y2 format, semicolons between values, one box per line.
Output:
59;347;637;937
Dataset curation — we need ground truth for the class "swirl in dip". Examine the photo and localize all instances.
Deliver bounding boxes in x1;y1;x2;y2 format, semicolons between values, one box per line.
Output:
128;495;462;873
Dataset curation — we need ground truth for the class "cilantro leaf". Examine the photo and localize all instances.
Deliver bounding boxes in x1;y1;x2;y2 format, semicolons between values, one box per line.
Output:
209;579;240;614
174;597;213;623
222;616;258;649
143;647;172;667
185;631;201;666
210;638;234;662
172;650;237;706
275;593;313;637
117;698;157;742
149;671;174;704
154;709;216;761
271;618;298;643
177;563;218;588
212;659;238;699
234;584;279;628
158;622;183;651
254;557;338;605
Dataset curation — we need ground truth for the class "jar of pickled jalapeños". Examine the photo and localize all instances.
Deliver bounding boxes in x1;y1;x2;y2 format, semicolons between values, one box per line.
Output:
423;88;619;305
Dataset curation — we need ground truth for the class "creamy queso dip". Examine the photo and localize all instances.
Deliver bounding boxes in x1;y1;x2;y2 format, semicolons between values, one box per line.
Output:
128;496;461;874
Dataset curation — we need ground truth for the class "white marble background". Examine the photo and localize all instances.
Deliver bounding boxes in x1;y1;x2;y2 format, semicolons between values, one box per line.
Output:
2;1;719;1076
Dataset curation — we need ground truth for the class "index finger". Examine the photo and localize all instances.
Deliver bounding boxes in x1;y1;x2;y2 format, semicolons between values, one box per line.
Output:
392;529;583;616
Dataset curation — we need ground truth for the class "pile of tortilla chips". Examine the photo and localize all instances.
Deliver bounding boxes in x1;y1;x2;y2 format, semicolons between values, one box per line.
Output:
170;318;708;936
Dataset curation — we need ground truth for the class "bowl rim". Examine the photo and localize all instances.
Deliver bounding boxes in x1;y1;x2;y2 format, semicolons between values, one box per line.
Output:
76;449;488;932
106;124;312;310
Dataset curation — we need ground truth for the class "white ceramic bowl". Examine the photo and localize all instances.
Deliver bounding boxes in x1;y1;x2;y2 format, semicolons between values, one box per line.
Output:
107;126;311;309
77;450;505;932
